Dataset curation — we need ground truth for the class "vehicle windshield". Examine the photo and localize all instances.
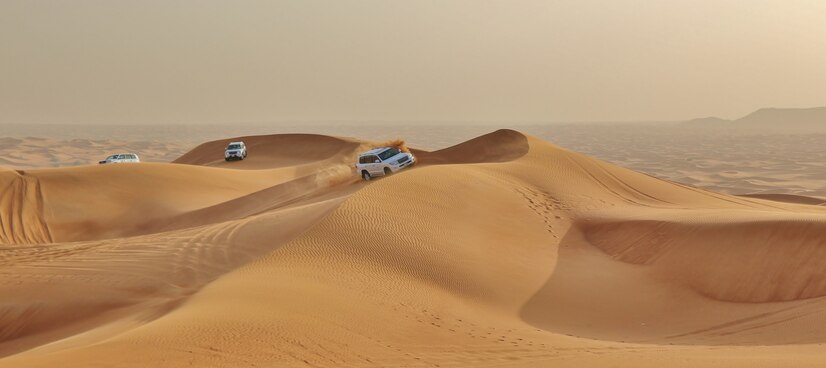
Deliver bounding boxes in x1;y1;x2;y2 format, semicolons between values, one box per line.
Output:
227;144;242;150
378;148;401;161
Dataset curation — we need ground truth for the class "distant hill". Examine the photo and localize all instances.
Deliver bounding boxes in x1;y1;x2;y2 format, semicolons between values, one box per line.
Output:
734;107;826;127
681;116;730;126
683;107;826;130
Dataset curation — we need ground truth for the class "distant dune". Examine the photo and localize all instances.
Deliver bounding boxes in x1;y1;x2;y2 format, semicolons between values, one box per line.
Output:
681;116;730;125
3;130;826;367
0;137;192;169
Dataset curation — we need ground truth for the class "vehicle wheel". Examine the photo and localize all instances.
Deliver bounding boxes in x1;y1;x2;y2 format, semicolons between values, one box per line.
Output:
384;167;392;176
225;158;230;162
361;170;372;181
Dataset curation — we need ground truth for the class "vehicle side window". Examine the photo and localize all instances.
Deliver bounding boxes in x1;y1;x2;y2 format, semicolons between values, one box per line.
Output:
359;156;367;164
371;156;380;163
129;154;136;159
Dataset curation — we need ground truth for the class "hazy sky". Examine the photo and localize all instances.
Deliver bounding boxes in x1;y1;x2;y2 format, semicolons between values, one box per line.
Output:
1;0;825;125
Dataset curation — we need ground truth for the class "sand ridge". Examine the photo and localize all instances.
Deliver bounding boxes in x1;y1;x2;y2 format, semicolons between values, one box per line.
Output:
3;130;826;367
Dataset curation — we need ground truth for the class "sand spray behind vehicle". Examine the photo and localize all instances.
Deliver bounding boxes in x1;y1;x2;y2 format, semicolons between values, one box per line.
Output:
314;138;411;187
315;138;412;187
375;139;410;153
314;163;357;187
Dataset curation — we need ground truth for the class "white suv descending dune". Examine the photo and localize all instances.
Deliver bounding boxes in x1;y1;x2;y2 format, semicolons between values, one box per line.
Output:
356;147;416;181
224;141;247;161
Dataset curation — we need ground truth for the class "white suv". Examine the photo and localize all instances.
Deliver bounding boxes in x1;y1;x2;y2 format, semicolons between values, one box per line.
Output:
356;147;416;181
224;141;247;161
99;153;140;164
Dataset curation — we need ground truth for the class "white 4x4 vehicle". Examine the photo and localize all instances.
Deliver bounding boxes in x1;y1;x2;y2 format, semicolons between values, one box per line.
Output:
99;153;140;164
224;141;247;161
356;147;416;181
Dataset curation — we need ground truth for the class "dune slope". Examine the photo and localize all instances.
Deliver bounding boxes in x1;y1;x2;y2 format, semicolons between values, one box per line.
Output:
3;130;826;367
0;169;52;244
173;133;361;169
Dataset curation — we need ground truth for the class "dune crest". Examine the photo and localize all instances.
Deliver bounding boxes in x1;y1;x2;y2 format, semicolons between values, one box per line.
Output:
173;133;361;168
412;128;530;164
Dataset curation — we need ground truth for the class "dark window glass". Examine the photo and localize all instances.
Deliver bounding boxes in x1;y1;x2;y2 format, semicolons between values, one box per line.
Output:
378;148;400;160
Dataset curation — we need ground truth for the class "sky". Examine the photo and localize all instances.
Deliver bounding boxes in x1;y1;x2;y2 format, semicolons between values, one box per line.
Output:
1;0;825;125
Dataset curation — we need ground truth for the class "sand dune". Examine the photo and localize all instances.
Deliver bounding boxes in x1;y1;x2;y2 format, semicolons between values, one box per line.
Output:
174;133;362;168
3;130;826;367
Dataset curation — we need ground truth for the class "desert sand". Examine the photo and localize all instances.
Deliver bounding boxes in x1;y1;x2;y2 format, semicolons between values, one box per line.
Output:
3;130;826;367
0;137;192;168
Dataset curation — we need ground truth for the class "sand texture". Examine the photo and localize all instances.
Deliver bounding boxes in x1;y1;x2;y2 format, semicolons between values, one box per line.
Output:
3;130;826;367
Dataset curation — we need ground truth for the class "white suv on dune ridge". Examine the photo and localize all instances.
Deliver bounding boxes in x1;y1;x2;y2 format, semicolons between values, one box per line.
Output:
356;147;416;181
99;153;140;164
224;141;247;161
